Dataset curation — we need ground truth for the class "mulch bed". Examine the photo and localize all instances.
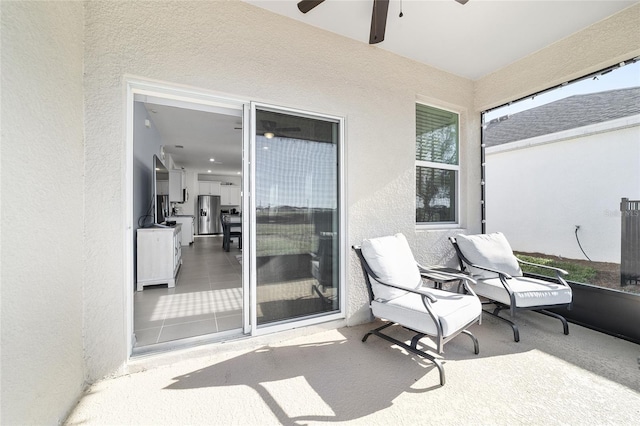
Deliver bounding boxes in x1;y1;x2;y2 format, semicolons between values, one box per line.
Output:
516;252;640;295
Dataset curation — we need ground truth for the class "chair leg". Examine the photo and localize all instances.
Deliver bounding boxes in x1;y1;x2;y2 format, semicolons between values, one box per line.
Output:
362;322;394;342
536;309;570;335
483;305;520;342
485;304;569;341
362;323;446;386
410;332;427;349
461;330;480;354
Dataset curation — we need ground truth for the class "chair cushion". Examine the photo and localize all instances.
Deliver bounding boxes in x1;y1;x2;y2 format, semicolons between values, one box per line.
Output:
455;232;522;279
371;289;481;337
475;276;572;308
360;234;422;301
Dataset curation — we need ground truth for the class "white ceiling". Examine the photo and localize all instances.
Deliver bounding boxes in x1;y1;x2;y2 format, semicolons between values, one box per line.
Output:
143;102;244;176
244;0;637;80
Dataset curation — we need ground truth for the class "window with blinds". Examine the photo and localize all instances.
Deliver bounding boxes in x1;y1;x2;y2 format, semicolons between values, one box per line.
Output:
415;103;459;224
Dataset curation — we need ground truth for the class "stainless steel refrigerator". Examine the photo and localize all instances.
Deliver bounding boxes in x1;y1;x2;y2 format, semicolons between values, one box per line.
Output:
197;195;221;234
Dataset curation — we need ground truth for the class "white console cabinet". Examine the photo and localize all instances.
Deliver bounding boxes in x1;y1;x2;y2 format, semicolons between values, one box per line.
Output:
165;216;194;246
136;225;182;291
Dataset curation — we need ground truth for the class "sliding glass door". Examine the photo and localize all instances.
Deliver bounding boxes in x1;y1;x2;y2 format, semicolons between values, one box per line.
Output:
249;105;343;329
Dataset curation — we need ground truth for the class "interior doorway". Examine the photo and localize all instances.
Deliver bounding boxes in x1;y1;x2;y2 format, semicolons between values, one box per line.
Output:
125;80;346;357
130;90;246;353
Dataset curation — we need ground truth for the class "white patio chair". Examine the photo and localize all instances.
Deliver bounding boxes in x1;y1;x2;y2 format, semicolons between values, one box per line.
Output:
449;232;573;342
353;233;481;386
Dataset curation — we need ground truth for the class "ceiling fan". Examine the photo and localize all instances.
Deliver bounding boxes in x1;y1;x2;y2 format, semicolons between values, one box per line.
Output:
297;0;469;44
259;120;301;138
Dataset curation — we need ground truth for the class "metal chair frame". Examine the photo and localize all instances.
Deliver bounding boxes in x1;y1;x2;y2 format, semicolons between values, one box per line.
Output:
353;245;480;386
449;236;572;342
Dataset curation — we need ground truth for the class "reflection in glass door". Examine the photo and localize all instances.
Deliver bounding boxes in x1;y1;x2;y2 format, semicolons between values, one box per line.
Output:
252;107;341;327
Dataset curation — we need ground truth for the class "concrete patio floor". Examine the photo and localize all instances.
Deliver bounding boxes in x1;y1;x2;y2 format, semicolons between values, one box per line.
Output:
65;311;640;425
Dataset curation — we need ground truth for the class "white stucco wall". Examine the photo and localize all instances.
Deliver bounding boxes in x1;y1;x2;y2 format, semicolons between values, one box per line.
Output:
486;118;640;263
0;2;85;424
82;0;478;380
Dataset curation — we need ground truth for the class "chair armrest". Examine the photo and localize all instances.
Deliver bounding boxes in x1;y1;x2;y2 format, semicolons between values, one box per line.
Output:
516;258;568;276
390;281;442;303
465;262;514;280
368;276;439;303
516;258;570;287
352;244;438;302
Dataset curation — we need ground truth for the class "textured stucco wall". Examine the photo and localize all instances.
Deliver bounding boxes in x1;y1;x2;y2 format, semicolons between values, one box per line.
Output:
82;0;478;379
1;2;86;424
475;3;640;112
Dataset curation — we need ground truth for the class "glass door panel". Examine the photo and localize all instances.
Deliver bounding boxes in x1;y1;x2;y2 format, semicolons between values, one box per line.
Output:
253;108;340;326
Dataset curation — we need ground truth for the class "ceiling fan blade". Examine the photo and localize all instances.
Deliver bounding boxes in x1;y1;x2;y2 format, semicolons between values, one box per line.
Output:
260;120;276;131
297;0;325;14
369;0;389;44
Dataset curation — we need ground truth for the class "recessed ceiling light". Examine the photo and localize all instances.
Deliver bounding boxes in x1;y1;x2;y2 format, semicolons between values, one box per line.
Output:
209;158;215;162
207;170;212;173
237;172;241;175
264;132;275;139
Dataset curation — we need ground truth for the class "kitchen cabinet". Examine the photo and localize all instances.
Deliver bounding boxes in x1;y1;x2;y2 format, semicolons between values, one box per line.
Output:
136;225;182;291
220;185;241;206
169;170;185;202
198;181;220;196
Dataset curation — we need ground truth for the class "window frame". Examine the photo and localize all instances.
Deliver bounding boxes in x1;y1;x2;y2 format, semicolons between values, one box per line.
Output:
415;101;461;228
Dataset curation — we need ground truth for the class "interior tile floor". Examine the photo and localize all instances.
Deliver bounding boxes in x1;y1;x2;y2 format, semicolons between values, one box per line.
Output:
134;235;243;347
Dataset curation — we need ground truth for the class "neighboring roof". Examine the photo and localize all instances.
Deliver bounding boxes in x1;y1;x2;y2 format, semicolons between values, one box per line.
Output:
484;87;640;147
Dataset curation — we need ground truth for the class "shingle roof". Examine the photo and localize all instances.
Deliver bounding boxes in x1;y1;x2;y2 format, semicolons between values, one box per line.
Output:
484;87;640;147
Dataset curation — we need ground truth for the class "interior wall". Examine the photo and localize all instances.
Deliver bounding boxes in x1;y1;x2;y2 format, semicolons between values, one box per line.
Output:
0;2;85;424
133;102;164;231
82;0;478;380
132;102;164;283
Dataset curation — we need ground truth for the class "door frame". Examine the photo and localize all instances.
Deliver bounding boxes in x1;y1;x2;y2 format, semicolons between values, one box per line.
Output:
247;102;347;336
124;77;347;356
125;77;249;357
